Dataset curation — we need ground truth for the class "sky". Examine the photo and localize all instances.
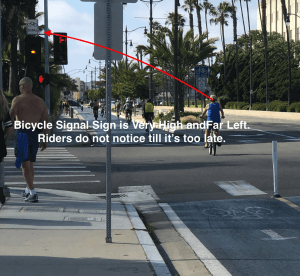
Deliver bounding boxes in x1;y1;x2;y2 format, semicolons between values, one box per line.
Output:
37;0;258;85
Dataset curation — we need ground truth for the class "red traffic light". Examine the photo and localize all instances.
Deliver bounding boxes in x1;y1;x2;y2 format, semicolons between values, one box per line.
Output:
39;75;44;84
38;73;50;85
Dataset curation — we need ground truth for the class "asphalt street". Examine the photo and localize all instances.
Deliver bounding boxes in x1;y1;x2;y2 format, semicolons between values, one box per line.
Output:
4;107;300;276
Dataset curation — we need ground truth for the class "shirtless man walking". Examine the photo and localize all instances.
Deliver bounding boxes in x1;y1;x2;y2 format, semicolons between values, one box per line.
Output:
10;77;49;202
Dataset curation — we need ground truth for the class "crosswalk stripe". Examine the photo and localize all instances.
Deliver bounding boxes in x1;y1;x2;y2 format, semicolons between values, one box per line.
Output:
5;174;95;178
6;180;101;185
4;166;86;169
5;170;91;173
215;180;266;196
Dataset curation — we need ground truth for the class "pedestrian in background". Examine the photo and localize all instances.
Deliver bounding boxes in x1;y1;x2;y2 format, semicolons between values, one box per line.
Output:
0;90;13;204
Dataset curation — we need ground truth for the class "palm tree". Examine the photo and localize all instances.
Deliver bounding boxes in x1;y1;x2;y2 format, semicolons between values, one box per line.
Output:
231;0;239;101
210;1;232;83
239;0;247;34
203;0;216;66
165;12;186;27
244;0;253;108
140;20;218;111
192;0;203;36
181;0;195;35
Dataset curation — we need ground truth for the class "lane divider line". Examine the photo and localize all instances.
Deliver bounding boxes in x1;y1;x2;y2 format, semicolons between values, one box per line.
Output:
159;203;232;276
275;197;300;212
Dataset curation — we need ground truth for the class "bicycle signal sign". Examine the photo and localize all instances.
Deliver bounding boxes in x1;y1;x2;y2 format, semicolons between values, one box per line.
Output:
195;66;209;78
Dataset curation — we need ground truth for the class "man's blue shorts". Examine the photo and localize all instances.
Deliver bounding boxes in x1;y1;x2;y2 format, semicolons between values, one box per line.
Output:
15;129;40;163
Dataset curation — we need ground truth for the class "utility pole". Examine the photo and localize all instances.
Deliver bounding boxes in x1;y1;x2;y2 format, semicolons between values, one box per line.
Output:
261;0;269;110
44;0;50;117
174;0;179;121
0;0;2;91
125;26;128;70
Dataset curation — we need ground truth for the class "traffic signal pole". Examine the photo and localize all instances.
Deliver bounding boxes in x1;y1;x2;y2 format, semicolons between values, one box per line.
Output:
106;0;112;244
0;0;2;91
44;0;50;117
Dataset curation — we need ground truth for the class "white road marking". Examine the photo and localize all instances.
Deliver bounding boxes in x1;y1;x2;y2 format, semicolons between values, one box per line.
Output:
160;203;232;276
261;229;297;241
5;170;91;173
6;180;101;185
229;134;264;137
125;204;171;276
249;128;296;139
6;174;94;178
6;155;75;157
4;166;86;169
237;140;258;143
215;180;266;196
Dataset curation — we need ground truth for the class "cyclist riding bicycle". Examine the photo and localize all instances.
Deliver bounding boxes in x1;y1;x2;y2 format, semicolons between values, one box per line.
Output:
143;99;154;132
93;99;99;119
200;95;225;148
123;98;133;122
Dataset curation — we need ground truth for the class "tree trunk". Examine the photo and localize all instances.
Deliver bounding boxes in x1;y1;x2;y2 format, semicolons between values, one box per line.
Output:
221;23;227;83
196;1;202;36
178;80;184;111
9;7;19;96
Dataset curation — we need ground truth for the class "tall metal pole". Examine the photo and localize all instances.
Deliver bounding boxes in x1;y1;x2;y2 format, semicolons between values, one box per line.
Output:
261;0;269;110
44;0;50;116
174;0;179;121
125;26;128;70
246;0;252;109
149;0;153;101
95;65;96;89
105;0;112;243
0;0;3;91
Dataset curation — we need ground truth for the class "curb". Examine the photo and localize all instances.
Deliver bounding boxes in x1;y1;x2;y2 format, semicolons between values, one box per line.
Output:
125;204;172;276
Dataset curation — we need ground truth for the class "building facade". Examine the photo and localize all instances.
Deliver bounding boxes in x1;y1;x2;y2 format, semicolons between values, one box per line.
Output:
257;0;300;41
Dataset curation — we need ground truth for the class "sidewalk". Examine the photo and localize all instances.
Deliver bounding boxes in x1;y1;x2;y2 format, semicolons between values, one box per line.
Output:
1;110;171;276
0;188;170;276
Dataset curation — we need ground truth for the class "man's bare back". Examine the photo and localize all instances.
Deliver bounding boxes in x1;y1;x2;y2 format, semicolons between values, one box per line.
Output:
11;94;48;124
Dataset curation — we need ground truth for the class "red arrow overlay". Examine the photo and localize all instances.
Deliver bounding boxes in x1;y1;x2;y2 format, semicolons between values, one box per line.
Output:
45;30;213;101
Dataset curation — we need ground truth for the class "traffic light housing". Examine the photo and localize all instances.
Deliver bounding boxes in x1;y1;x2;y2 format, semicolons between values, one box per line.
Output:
54;33;68;65
38;73;50;85
25;36;41;68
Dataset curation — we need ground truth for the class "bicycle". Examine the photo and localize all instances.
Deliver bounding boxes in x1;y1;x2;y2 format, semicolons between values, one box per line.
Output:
208;126;217;156
93;109;98;120
145;113;153;136
126;110;132;124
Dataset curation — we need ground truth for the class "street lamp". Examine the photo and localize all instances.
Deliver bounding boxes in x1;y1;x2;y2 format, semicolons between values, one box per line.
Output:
124;26;147;70
284;13;299;105
141;0;163;101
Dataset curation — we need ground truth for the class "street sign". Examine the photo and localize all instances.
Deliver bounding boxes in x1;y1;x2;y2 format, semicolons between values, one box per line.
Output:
94;1;123;60
26;19;39;35
199;66;209;78
194;66;200;78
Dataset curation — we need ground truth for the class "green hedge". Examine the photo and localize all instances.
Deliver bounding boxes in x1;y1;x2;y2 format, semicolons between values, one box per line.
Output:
251;103;266;110
268;100;288;112
225;101;249;109
178;111;201;117
287;102;300;112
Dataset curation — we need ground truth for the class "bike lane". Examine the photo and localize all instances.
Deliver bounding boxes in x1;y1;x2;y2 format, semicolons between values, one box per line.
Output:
160;198;300;276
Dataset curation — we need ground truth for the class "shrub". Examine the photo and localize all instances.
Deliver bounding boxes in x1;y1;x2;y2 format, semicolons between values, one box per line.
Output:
287;102;300;112
181;115;200;124
268;100;288;112
251;103;266;110
153;110;174;123
242;104;250;110
179;111;201;117
225;101;248;110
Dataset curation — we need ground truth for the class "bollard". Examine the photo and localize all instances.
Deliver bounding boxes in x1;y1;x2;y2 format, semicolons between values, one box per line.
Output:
272;141;280;198
70;107;73;118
